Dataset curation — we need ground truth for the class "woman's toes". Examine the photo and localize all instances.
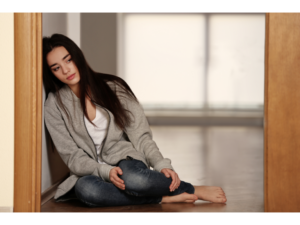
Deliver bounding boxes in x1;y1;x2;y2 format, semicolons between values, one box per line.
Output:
191;194;198;200
183;193;198;201
215;198;224;203
216;194;227;201
185;199;196;203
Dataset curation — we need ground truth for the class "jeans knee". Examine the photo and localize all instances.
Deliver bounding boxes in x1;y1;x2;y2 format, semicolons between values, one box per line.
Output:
123;170;150;192
119;160;152;194
74;175;105;205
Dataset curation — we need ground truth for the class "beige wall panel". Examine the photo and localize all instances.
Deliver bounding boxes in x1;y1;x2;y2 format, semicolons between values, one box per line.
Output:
0;13;14;209
265;13;300;212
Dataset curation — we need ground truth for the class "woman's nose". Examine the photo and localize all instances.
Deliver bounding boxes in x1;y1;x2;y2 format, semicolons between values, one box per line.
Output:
61;64;70;74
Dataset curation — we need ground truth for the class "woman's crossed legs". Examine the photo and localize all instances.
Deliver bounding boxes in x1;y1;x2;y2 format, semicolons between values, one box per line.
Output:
74;159;226;207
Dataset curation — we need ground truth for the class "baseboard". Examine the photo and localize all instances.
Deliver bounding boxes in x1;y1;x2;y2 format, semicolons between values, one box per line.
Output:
0;207;13;212
41;175;69;205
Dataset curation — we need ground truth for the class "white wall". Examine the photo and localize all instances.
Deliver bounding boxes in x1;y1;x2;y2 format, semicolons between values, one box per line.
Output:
42;13;81;193
0;13;14;212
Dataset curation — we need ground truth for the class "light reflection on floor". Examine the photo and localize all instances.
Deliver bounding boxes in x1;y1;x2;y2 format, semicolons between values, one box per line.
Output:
151;126;264;212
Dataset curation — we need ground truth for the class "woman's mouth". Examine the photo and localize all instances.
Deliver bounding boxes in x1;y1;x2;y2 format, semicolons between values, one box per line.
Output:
67;73;75;80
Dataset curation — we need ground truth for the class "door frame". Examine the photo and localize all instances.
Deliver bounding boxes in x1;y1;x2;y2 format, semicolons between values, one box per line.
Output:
13;13;42;212
264;13;300;212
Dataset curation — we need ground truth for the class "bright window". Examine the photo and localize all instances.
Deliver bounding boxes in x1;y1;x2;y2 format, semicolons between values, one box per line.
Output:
207;14;265;108
121;13;265;110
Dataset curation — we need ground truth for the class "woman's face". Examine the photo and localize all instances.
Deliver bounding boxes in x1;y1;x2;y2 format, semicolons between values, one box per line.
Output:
46;46;80;88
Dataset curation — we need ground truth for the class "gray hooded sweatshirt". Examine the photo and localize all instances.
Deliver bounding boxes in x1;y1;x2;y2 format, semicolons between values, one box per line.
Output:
44;82;174;200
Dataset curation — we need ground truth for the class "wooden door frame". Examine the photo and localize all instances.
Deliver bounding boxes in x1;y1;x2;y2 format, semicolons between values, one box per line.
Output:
13;13;42;212
264;13;300;212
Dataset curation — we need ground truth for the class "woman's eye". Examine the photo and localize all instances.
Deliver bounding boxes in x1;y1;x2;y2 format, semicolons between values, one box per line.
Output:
53;66;59;72
67;58;72;63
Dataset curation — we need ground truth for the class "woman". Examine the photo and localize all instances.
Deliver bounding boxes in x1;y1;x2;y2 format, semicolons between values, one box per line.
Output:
43;33;227;207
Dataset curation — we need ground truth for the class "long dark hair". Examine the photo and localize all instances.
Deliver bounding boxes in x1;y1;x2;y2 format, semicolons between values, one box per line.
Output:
43;33;138;130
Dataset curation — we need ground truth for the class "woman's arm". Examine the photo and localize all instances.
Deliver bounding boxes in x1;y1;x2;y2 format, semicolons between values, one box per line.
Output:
115;84;175;173
44;100;115;182
115;86;181;191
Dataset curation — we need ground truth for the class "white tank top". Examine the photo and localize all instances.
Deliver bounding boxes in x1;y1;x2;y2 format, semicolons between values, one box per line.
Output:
84;106;109;164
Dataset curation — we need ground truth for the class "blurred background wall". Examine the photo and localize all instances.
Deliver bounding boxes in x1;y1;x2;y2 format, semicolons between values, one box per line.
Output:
81;13;117;75
42;13;265;203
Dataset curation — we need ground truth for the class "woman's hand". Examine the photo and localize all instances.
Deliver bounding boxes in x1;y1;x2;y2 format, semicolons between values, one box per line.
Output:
109;167;125;190
161;168;180;192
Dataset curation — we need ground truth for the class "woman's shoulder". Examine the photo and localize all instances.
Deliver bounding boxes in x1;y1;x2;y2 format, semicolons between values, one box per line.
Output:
44;92;56;108
44;85;74;108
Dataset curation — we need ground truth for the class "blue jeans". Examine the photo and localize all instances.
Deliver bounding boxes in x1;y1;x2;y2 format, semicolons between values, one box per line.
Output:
74;158;195;207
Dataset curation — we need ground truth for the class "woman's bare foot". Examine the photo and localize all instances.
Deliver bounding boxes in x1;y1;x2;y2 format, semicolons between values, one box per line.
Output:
194;186;227;203
161;192;198;203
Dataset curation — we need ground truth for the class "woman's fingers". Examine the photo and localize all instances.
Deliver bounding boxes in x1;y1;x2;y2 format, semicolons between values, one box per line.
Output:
114;176;125;186
172;173;180;191
111;175;125;190
116;167;123;175
161;168;181;192
169;172;175;190
162;170;170;178
175;174;180;188
109;167;125;190
168;171;179;192
115;168;124;183
170;172;178;191
112;178;125;190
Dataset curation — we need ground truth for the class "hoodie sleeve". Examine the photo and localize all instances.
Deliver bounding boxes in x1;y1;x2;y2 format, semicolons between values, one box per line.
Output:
44;95;114;182
115;85;175;172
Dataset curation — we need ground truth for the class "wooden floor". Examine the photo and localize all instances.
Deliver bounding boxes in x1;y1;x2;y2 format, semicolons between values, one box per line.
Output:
41;126;264;212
